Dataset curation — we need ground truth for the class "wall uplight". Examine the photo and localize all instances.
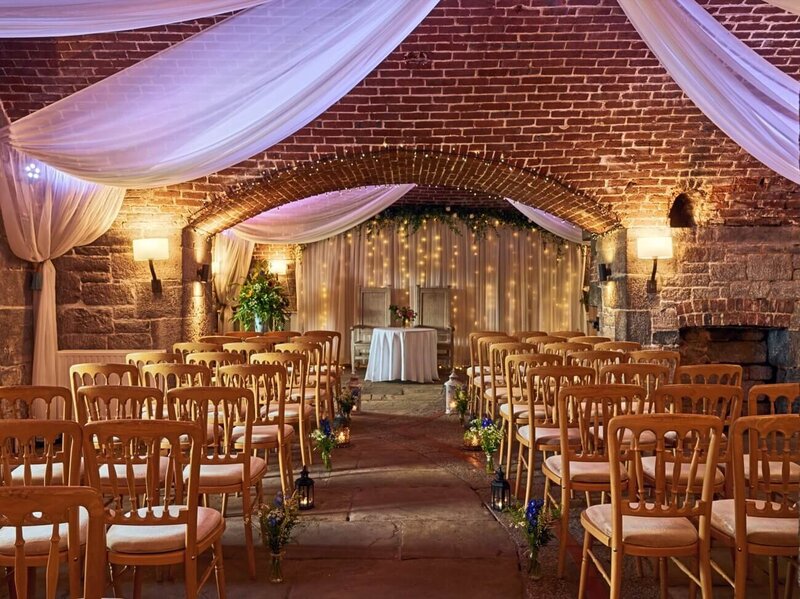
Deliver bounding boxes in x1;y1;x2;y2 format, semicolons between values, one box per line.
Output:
268;259;289;276
133;237;169;294
636;234;673;293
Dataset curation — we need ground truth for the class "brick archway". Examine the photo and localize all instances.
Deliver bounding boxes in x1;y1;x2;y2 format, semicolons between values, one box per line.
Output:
188;147;619;234
676;298;796;329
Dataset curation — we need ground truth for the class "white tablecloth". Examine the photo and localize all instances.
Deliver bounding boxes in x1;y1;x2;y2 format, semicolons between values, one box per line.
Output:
364;327;438;383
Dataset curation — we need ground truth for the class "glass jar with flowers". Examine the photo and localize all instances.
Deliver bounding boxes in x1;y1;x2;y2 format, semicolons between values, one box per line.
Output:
233;260;291;332
477;416;505;474
255;491;300;583
389;304;417;328
311;418;338;471
508;499;559;580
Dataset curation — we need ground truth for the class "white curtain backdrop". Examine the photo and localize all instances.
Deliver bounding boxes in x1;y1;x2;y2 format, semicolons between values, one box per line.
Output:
0;147;125;391
763;0;800;16
297;222;586;365
2;0;438;188
0;1;264;37
618;0;800;184
506;199;587;244
212;230;255;332
233;185;416;244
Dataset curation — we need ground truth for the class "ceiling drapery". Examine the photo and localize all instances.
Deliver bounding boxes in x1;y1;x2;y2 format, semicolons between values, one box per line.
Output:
0;1;265;37
506;199;587;244
618;0;800;184
1;0;439;188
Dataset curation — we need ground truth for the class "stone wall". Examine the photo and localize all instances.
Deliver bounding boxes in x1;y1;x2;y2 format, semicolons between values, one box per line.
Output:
0;217;33;385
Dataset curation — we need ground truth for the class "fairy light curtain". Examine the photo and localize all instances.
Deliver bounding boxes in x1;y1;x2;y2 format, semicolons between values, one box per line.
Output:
296;222;586;365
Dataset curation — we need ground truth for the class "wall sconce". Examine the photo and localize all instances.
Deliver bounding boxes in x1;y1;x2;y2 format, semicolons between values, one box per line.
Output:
133;238;168;293
268;259;289;276
598;263;612;282
636;235;673;293
197;263;211;282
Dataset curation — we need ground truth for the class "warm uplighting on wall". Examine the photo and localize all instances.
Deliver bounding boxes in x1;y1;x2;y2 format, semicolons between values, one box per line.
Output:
268;259;289;276
133;237;168;294
636;233;673;294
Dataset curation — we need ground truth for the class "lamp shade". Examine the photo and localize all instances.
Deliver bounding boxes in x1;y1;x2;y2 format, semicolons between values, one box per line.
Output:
268;259;289;275
636;236;673;260
133;238;169;261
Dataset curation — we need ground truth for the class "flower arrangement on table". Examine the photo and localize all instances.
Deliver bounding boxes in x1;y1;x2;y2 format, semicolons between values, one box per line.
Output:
389;304;417;327
311;417;338;471
232;260;291;332
508;499;559;580
465;417;505;473
255;491;301;583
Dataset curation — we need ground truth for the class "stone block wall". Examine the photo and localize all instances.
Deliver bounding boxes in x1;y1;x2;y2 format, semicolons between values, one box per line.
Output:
0;218;33;385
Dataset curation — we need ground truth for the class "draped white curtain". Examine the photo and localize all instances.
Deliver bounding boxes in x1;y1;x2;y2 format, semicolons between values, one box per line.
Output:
212;230;254;332
0;1;265;37
506;199;587;244
618;0;800;184
763;0;800;16
233;185;416;244
2;0;438;188
0;147;124;388
297;222;586;365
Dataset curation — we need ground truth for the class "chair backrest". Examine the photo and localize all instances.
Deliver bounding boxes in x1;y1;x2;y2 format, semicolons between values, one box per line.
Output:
358;287;391;327
222;341;274;363
199;335;240;345
543;341;592;359
594;341;642;353
184;351;244;380
549;330;585;339
292;336;334;377
218;364;288;429
69;363;139;404
489;342;536;377
629;349;680;383
608;414;722;547
274;342;321;385
304;330;342;370
468;331;505;369
557;384;647;466
504;353;564;398
417;286;451;329
512;331;547;341
0;419;82;487
747;383;800;416
172;342;222;362
75;385;164;425
0;486;106;599
525;335;567;353
141;363;212;393
570;336;611;347
567;349;629;378
731;415;800;526
255;331;302;345
0;386;72;421
125;351;179;372
83;419;201;535
674;364;742;386
476;336;515;377
525;365;595;427
251;352;307;409
600;363;670;408
221;331;261;339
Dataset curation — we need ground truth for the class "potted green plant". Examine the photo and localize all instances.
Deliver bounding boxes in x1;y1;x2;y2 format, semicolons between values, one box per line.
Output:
232;260;291;332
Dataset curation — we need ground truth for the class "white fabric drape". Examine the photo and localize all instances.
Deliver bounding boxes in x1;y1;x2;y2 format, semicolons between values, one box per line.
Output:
212;230;254;332
618;0;800;184
297;222;585;365
2;0;438;188
0;1;265;37
763;0;800;16
233;185;416;245
0;147;124;388
506;199;587;244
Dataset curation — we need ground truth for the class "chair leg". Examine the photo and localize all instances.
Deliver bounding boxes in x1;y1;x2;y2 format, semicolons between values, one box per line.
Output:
610;547;623;599
214;541;227;599
659;557;668;599
557;485;570;578
184;553;198;599
242;487;256;579
734;550;748;599
514;442;524;498
785;560;797;599
769;556;779;599
524;443;535;507
133;566;143;599
221;493;229;518
578;530;592;599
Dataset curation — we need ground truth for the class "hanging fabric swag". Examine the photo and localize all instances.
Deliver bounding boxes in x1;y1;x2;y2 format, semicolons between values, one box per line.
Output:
506;199;587;245
618;0;800;184
233;185;416;245
0;0;265;37
0;147;124;394
1;0;439;188
212;230;255;332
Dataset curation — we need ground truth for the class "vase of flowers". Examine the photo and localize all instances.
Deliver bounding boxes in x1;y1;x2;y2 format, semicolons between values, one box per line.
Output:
232;260;291;332
255;491;300;583
477;416;505;474
454;387;469;425
509;499;559;581
311;418;338;471
389;304;417;327
336;386;359;423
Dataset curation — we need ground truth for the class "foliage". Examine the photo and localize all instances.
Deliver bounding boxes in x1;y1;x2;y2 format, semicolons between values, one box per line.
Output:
508;499;559;551
337;386;359;418
311;418;338;471
232;260;291;332
454;387;469;420
389;304;417;323
466;417;505;455
256;491;300;553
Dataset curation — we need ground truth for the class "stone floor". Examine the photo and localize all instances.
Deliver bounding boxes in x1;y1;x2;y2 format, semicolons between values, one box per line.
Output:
22;378;795;598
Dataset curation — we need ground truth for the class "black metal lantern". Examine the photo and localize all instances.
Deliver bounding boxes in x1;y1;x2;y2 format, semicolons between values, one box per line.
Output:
295;465;314;510
490;466;511;512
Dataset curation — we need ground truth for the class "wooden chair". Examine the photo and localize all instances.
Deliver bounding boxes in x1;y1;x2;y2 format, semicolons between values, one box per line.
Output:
0;486;106;599
512;330;547;341
674;364;743;386
568;350;630;379
219;331;260;339
172;342;221;363
579;414;722;599
513;365;594;506
595;341;642;353
600;363;670;410
416;287;455;372
256;331;301;345
167;386;264;579
473;335;516;417
198;335;239;345
544;341;592;361
571;336;612;347
293;334;338;407
525;335;567;353
710;415;800;599
303;330;343;400
484;342;536;420
544;384;646;577
550;330;585;339
74;384;164;424
0;385;72;422
222;341;274;363
251;352;313;466
184;351;244;382
275;342;329;426
125;351;179;381
69;363;139;406
629;349;681;384
83;419;225;598
747;382;800;416
0;420;87;597
141;363;212;394
218;364;295;494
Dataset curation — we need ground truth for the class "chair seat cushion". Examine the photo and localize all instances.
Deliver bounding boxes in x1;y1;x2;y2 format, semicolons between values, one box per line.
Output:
466;366;490;377
711;499;799;547
594;426;657;446
499;403;545;421
187;456;267;487
742;459;800;483
290;389;326;400
233;424;295;445
640;456;724;487
0;508;88;555
582;503;698;548
517;425;581;447
12;462;74;485
544;455;627;484
100;456;170;486
106;505;222;554
263;404;314;420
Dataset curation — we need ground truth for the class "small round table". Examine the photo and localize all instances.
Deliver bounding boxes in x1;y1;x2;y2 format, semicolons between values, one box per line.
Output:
364;327;438;383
